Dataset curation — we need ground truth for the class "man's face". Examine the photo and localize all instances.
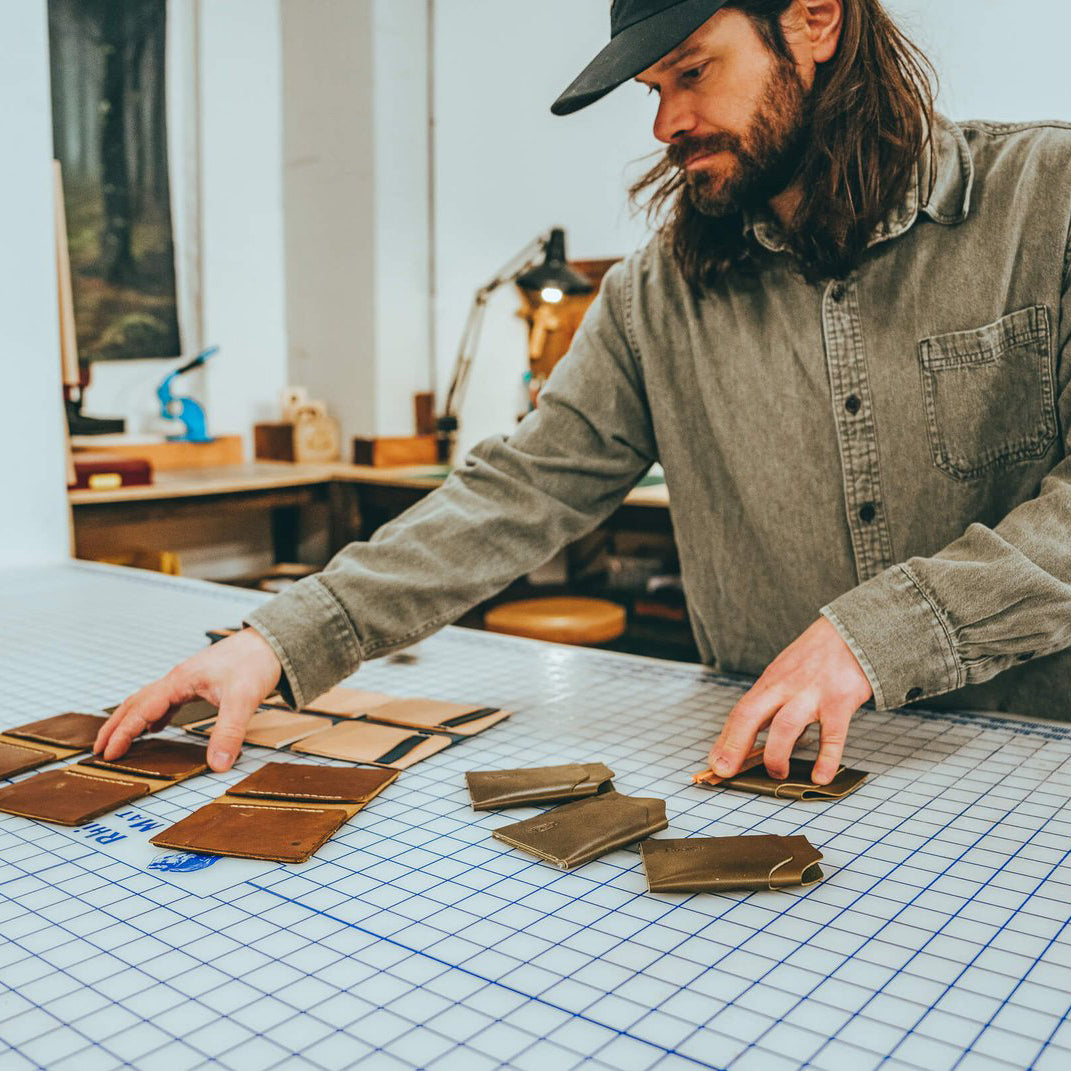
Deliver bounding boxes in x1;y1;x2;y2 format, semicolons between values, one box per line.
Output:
635;8;815;217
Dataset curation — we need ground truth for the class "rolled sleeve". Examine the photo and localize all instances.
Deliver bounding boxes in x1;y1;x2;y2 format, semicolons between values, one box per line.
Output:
246;574;363;709
821;563;962;709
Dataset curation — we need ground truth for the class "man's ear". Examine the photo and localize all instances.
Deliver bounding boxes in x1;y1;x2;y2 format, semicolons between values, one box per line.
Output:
800;0;843;64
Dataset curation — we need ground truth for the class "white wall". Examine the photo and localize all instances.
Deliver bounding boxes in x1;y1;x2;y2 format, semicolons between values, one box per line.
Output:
85;0;289;452
0;0;71;568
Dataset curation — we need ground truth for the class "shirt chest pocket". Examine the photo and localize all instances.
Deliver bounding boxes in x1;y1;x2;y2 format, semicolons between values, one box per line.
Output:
917;304;1057;481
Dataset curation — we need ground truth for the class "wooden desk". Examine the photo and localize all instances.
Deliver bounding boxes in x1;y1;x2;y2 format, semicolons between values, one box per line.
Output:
69;461;672;568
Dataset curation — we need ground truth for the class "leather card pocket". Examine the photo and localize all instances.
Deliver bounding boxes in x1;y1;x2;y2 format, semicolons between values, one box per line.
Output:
228;761;398;804
466;762;614;810
7;712;108;750
368;698;511;737
291;721;450;769
721;757;868;800
0;768;149;826
264;686;393;718
80;739;209;781
0;741;54;780
492;790;668;869
151;799;348;863
187;709;333;749
642;834;824;893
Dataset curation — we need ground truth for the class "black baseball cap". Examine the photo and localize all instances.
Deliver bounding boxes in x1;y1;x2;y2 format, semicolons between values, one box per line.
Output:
552;0;729;116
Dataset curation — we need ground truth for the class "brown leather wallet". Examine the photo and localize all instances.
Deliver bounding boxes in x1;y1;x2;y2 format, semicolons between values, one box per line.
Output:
7;712;109;750
80;739;209;780
150;761;395;862
641;834;824;892
0;738;209;826
0;768;150;825
466;763;614;810
0;740;66;779
492;790;668;869
366;698;511;737
291;721;450;769
228;761;397;803
720;758;868;800
186;708;333;749
264;686;393;717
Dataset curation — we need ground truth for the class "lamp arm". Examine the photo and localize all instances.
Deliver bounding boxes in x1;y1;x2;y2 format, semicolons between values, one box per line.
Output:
442;230;552;420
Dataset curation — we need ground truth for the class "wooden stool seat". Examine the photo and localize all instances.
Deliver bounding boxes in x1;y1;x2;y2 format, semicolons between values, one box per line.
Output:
484;596;626;647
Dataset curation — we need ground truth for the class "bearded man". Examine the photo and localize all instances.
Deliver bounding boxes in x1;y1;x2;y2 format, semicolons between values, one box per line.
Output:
97;0;1071;787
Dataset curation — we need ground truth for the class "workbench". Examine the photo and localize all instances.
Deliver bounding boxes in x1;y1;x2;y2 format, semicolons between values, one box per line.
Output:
2;562;1069;1070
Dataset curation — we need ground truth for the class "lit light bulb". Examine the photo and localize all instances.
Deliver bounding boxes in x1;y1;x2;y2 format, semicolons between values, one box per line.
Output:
540;286;564;304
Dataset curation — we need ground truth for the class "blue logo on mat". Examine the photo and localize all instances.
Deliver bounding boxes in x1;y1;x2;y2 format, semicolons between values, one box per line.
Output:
148;850;218;873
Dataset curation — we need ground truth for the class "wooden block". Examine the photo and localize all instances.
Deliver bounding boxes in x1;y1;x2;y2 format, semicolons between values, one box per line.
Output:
255;419;340;463
352;435;438;467
70;435;245;470
69;455;153;491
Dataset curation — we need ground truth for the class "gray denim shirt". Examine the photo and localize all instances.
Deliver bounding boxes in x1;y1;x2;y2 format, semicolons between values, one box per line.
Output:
250;114;1071;720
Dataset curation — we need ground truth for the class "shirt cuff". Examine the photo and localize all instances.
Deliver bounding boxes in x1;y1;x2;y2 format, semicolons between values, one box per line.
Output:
245;575;363;709
820;564;962;710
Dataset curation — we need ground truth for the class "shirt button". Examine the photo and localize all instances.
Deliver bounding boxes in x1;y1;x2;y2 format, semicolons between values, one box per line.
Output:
858;502;876;523
831;282;846;302
905;687;923;702
845;394;861;415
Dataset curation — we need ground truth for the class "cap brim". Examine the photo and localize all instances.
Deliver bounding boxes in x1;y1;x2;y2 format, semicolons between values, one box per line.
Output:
551;0;728;116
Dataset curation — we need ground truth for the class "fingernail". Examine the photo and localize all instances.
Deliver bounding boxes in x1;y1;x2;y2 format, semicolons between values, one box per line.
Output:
209;749;232;769
713;757;731;776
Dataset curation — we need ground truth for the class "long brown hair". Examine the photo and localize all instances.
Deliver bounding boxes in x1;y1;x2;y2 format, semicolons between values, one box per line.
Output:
630;0;937;288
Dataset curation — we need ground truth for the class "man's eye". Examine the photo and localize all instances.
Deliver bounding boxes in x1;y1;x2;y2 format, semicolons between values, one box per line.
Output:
681;64;707;83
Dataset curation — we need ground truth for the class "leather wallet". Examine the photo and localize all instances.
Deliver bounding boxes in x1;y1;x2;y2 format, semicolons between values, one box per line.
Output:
641;834;824;892
367;698;510;737
228;761;397;803
7;712;108;750
720;758;868;800
291;721;450;769
264;686;393;717
466;762;615;810
150;761;397;863
80;739;209;780
0;740;60;779
492;790;668;869
0;738;210;826
0;768;149;825
186;708;333;749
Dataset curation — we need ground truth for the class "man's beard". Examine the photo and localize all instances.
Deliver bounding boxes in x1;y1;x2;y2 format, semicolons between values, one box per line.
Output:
666;53;812;219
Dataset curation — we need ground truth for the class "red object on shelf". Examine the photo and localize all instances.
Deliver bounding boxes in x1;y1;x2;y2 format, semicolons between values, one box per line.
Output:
69;455;153;491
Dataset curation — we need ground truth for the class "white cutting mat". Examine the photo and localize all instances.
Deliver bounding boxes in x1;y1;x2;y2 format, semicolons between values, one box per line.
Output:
1;562;1069;1071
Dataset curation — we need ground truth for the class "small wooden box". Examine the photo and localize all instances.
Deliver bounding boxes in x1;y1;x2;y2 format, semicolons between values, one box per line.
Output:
352;435;438;467
255;418;340;463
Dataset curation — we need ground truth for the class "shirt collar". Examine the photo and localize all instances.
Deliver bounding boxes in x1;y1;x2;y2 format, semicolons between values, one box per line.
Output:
742;111;975;255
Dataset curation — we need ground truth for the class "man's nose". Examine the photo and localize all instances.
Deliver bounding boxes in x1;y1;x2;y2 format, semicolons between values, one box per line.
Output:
653;94;698;145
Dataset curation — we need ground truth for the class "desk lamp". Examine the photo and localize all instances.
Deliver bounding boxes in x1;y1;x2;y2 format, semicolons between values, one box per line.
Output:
437;227;593;461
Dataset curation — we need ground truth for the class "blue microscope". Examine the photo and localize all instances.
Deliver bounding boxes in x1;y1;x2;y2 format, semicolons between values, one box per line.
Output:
156;345;219;443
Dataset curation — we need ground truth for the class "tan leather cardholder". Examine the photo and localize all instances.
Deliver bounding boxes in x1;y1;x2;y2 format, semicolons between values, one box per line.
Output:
0;768;149;825
641;834;824;893
186;708;333;749
466;763;614;810
80;739;209;780
291;721;450;769
367;698;511;737
7;712;109;750
151;761;396;862
492;790;668;869
721;758;868;800
264;686;393;717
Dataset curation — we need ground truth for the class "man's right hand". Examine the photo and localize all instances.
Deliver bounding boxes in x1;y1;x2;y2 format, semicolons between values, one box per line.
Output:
93;627;283;773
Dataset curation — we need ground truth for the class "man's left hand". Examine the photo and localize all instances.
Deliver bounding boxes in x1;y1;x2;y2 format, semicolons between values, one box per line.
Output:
708;617;873;785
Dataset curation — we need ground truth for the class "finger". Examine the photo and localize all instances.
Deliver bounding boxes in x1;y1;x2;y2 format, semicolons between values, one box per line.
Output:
94;697;133;754
812;710;852;785
763;693;819;780
206;691;258;772
100;675;192;760
709;686;783;777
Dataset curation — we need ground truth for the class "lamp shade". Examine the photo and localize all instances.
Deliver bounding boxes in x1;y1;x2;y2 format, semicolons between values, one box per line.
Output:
516;228;594;296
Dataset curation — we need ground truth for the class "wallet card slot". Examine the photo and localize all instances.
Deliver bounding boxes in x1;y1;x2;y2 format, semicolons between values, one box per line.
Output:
376;734;431;765
440;707;500;728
